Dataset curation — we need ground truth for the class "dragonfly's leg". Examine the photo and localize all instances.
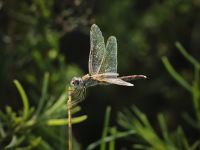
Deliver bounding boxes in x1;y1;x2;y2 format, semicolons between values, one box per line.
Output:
71;99;81;107
71;87;86;107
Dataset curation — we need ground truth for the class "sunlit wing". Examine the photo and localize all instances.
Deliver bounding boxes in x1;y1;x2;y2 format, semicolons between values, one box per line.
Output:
100;78;134;86
98;36;117;74
88;24;106;75
92;73;119;78
71;88;86;106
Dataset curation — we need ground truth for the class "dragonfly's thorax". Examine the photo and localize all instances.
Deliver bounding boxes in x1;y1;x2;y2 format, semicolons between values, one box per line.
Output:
70;77;84;89
82;74;99;88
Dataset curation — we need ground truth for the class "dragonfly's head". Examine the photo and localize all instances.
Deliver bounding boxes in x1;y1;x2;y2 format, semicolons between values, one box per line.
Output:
70;77;84;89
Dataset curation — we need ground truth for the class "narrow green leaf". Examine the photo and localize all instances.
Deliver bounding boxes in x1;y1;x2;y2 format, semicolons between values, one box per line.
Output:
118;111;133;129
5;135;18;149
130;107;169;150
71;106;82;114
100;106;111;150
44;92;66;116
190;140;200;150
47;115;87;126
133;144;152;149
86;130;135;150
158;114;167;135
176;126;190;149
0;121;6;138
109;127;117;150
192;66;200;123
5;136;26;149
13;80;29;120
175;42;200;69
36;72;49;116
35;0;51;18
182;113;200;130
158;114;171;144
162;57;192;92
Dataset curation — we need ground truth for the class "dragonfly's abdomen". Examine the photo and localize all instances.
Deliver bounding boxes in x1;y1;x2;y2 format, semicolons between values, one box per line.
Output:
120;75;147;81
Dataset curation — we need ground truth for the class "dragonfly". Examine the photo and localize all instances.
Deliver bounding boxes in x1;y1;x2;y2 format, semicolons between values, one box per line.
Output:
70;24;146;105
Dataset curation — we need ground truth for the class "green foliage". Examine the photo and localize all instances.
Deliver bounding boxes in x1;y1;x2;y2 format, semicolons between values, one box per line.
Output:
14;80;30;120
0;1;91;149
0;77;86;149
100;106;112;150
162;42;200;127
118;106;200;150
1;0;200;149
86;106;135;150
0;0;90;101
113;43;200;149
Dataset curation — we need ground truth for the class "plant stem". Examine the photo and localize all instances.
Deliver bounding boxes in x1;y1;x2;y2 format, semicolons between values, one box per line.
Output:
68;87;73;150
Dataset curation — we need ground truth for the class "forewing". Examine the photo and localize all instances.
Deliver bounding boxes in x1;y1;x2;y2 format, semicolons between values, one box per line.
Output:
98;36;118;74
92;73;119;78
89;24;106;75
100;78;133;86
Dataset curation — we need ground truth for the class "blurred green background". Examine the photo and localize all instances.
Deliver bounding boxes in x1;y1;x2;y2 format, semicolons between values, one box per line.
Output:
0;0;200;149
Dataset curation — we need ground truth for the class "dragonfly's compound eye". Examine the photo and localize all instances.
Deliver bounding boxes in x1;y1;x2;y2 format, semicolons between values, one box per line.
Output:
70;77;83;89
73;80;79;86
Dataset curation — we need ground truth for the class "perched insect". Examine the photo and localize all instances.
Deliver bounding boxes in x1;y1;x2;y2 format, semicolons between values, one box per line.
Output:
70;24;146;105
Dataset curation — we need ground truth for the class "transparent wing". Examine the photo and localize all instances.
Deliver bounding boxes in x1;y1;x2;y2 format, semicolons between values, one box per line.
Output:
98;36;118;74
100;78;133;86
71;88;86;106
89;24;106;75
92;73;119;78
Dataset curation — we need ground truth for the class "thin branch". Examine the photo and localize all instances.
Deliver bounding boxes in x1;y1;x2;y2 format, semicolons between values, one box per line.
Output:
68;87;73;150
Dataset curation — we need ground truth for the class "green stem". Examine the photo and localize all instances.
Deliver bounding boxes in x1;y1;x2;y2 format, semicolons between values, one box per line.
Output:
13;80;29;120
162;57;192;92
100;106;111;150
192;66;200;124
